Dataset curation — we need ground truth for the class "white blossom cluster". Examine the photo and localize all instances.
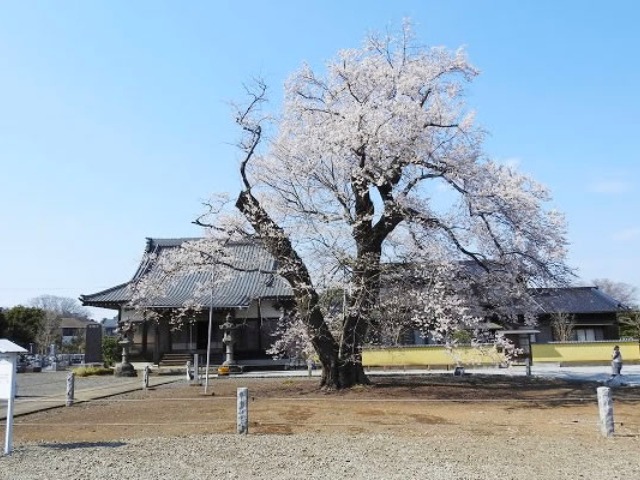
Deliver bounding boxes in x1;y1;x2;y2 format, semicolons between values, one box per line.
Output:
244;24;569;288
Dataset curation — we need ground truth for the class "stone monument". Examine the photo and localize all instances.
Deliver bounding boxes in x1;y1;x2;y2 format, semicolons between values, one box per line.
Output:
84;323;103;364
47;343;60;371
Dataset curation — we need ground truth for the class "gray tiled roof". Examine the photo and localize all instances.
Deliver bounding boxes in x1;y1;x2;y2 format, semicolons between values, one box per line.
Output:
81;238;293;309
80;283;131;306
531;287;625;314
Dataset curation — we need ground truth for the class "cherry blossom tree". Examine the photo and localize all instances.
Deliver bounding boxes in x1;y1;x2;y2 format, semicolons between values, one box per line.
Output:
146;24;571;389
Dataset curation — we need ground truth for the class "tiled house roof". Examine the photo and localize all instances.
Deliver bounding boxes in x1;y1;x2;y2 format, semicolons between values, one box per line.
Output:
530;287;626;314
81;238;293;310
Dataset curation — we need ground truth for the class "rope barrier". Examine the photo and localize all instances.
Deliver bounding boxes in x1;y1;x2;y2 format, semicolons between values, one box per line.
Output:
7;420;639;431
11;395;604;404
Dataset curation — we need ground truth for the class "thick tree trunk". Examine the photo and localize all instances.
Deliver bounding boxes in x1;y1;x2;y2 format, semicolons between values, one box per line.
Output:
236;191;375;390
317;348;370;390
338;357;370;388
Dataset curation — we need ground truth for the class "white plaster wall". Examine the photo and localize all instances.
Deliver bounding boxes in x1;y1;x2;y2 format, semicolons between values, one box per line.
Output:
121;309;144;323
243;299;281;319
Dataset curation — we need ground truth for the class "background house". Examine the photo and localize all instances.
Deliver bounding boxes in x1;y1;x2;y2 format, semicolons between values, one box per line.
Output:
529;287;625;342
58;317;99;345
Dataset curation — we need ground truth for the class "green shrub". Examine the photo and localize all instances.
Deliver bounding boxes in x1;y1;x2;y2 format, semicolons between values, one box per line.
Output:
72;366;113;377
452;329;472;344
102;336;120;366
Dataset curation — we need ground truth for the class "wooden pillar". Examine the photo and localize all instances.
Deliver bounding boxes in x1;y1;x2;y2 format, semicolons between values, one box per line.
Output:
153;321;161;365
256;299;263;353
141;321;148;357
165;313;172;353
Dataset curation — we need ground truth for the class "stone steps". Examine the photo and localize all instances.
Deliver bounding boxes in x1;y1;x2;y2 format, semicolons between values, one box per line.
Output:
159;353;193;367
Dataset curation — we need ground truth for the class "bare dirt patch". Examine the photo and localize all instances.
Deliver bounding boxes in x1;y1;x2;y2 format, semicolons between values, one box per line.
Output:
10;374;640;445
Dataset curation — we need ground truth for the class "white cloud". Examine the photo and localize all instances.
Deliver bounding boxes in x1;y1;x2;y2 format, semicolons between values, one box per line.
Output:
588;180;632;194
612;227;640;242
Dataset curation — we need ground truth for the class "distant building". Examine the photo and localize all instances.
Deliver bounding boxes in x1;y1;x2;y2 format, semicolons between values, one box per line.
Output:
100;317;118;337
527;286;626;342
59;317;99;345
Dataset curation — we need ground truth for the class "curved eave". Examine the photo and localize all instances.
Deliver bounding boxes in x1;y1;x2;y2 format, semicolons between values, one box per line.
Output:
81;300;128;310
80;282;132;309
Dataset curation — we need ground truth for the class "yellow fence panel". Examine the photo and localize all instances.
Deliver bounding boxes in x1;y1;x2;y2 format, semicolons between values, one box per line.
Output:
532;341;640;365
362;341;640;368
362;345;505;369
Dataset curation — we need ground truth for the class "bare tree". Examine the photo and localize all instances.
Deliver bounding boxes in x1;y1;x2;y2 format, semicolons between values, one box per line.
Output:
34;310;62;355
592;278;639;309
551;312;576;342
618;311;640;340
29;295;90;319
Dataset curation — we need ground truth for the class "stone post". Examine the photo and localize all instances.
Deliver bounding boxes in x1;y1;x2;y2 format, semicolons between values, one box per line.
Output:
597;386;615;437
193;354;199;382
66;372;75;407
237;387;249;434
49;343;58;371
143;365;150;390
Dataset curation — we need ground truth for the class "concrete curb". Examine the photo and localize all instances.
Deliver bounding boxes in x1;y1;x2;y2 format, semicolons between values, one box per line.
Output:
1;376;181;421
4;365;639;421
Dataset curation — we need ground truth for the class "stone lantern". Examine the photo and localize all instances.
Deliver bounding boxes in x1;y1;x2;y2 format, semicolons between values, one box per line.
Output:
218;313;242;374
114;321;137;377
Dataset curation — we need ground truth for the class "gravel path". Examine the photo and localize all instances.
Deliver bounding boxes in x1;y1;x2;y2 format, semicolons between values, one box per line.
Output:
2;431;639;480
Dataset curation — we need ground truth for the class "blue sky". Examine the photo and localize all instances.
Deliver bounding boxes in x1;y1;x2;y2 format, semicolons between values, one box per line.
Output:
1;1;639;319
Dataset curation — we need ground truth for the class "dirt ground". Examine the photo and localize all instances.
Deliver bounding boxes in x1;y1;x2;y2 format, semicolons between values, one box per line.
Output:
10;374;640;444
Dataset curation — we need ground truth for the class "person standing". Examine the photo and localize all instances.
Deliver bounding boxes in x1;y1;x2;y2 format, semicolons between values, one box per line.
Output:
611;345;623;377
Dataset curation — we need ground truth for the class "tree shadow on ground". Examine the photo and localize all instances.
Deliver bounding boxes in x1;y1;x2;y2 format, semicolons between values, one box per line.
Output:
368;374;640;408
37;441;127;450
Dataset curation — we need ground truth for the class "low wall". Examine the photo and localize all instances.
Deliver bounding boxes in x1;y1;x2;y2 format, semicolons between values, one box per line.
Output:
361;340;640;368
362;345;505;369
532;340;640;365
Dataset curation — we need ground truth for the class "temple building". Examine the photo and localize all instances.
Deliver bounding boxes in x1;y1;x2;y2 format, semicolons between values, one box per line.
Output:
81;238;294;368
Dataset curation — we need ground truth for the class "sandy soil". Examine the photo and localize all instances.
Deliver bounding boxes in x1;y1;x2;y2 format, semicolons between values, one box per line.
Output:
9;374;640;444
